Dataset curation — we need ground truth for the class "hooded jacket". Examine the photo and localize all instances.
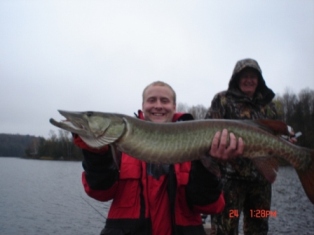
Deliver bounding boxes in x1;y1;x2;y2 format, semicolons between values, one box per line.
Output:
205;58;278;181
75;111;225;235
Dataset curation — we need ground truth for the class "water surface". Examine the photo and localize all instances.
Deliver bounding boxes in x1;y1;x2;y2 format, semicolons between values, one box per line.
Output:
0;157;313;235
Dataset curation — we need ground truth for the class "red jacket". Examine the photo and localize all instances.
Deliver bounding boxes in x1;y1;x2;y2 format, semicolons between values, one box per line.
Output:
75;111;225;235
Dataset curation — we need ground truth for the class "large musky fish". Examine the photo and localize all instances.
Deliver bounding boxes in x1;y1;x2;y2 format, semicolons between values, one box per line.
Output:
50;110;314;204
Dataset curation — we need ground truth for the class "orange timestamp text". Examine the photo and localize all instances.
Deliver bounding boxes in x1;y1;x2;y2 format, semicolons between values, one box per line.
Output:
229;209;277;218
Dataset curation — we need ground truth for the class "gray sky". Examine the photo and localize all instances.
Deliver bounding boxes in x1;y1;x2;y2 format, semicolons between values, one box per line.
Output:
1;0;314;138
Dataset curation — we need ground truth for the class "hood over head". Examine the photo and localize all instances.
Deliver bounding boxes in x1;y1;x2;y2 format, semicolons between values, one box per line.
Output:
227;58;275;105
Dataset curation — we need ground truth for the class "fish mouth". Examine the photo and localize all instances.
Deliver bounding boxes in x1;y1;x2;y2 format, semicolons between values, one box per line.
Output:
49;118;86;133
59;110;87;128
58;110;83;120
49;110;91;135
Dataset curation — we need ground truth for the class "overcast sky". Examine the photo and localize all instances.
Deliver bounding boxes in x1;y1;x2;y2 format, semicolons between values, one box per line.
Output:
1;0;313;138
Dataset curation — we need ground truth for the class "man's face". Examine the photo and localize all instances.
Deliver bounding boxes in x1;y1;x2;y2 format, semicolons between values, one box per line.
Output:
142;85;176;123
238;68;259;97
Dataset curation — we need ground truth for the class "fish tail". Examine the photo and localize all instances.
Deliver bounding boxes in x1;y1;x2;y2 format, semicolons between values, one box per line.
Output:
296;150;314;204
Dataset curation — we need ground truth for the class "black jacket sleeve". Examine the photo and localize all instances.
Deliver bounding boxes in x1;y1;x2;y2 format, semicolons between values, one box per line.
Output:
185;160;222;206
82;148;119;190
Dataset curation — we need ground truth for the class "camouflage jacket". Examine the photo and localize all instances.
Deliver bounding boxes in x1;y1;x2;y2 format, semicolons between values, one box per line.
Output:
205;58;278;182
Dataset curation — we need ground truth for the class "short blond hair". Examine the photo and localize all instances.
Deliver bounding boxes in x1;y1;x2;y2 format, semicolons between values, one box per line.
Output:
142;81;176;104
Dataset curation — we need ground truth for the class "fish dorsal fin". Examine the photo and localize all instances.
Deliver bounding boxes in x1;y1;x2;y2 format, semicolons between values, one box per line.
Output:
252;119;289;136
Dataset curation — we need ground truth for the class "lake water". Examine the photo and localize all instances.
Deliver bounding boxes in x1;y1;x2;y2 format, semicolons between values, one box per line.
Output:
0;157;313;235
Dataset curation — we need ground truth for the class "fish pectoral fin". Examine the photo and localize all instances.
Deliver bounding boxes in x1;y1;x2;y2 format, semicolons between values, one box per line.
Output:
109;144;122;170
251;157;279;183
200;155;221;178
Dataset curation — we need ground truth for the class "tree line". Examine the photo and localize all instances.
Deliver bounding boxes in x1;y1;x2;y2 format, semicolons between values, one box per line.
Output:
8;87;312;161
0;134;38;157
24;130;83;160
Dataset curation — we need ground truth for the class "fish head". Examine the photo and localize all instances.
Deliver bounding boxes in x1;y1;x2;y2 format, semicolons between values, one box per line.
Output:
61;110;113;137
50;110;126;145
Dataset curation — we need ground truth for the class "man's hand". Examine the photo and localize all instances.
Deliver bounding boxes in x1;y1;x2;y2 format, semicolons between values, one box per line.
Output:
282;125;299;144
287;126;298;144
209;129;244;160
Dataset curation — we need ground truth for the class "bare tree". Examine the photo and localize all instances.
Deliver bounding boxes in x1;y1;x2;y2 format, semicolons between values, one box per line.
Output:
176;102;189;113
281;88;298;123
58;130;72;159
188;105;208;119
176;102;208;119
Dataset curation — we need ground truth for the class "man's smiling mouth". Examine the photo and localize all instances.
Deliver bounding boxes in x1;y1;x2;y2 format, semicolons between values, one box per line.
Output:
152;113;165;116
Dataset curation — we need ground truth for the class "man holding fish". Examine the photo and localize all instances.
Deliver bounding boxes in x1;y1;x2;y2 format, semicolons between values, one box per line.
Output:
73;81;244;235
206;58;298;235
50;62;313;235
